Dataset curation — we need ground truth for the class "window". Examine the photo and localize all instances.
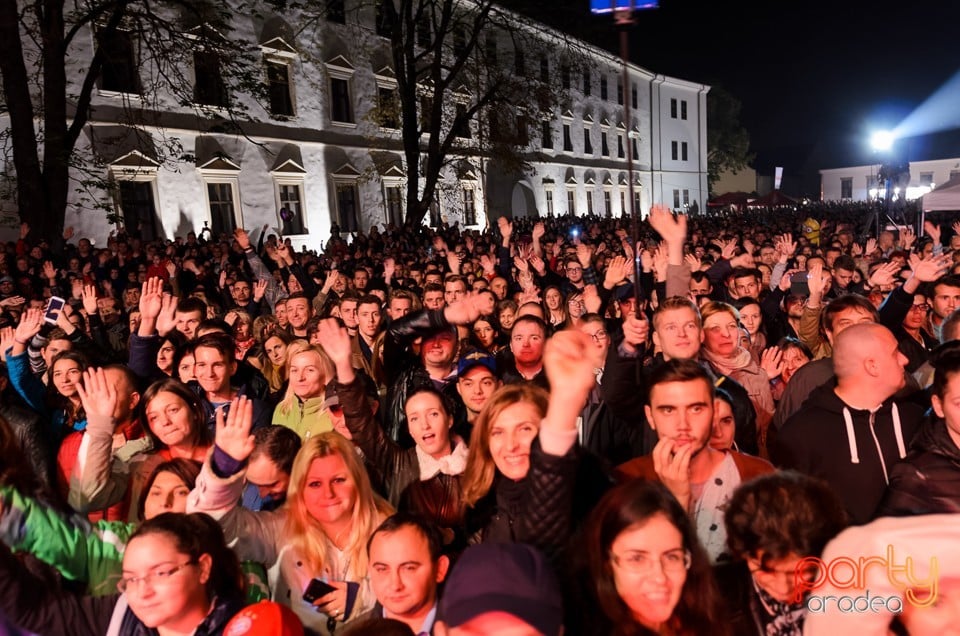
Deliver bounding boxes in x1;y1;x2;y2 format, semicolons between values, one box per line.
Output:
951;170;960;181
207;182;238;236
617;80;623;105
335;182;359;232
673;189;681;209
266;61;294;117
617;134;624;158
583;71;591;96
417;16;431;47
327;0;345;23
567;188;576;215
541;121;553;150
563;124;573;152
671;141;678;161
670;98;677;118
117;181;160;241
561;65;570;90
98;30;140;94
462;187;477;225
600;77;608;100
631;84;637;109
681;142;688;162
429;196;442;227
632;138;638;160
601;132;609;156
681;100;688;120
277;183;306;234
587;192;594;215
620;190;626;215
194;51;227;107
634;190;640;215
485;36;497;64
515;49;525;76
377;86;398;129
420;94;433;131
453;26;466;57
840;178;853;199
604;190;612;217
376;0;392;37
545;188;554;215
540;58;549;83
454;103;471;139
683;190;690;207
516;115;529;146
583;128;593;154
920;172;934;186
330;78;352;123
384;185;403;226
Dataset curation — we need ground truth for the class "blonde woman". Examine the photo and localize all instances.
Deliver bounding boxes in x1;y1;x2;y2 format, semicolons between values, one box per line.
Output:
272;342;336;439
188;398;393;634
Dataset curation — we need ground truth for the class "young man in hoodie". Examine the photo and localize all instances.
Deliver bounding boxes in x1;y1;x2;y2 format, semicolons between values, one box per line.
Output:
772;323;924;524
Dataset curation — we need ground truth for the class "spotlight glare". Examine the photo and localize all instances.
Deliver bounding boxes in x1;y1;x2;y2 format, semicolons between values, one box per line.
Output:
871;130;895;151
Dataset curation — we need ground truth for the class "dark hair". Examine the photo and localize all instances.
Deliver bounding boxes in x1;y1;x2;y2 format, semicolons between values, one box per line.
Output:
776;336;813;362
724;471;847;569
339;290;361;305
511;314;547;337
647;358;714;399
423;282;444;295
942;307;960;343
172;341;198;378
821;294;878;336
196;318;231;336
357;294;382;310
731;267;760;282
404;385;452;420
366;512;445;562
46;350;90;428
176;297;207;316
136;458;202;519
249;425;302;476
194;331;235;360
139;378;210;450
129;512;244;601
584;480;726;636
833;255;858;272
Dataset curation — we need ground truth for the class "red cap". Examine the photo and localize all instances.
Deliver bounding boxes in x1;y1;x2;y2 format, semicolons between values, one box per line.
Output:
224;601;305;636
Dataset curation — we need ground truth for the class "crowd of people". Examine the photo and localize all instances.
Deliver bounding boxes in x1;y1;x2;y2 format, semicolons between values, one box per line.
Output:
1;202;960;635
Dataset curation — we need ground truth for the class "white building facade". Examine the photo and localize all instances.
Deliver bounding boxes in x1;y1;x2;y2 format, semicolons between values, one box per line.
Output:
3;2;710;251
821;158;960;203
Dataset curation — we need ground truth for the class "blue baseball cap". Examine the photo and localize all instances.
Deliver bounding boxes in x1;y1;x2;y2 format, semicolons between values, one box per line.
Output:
457;349;497;377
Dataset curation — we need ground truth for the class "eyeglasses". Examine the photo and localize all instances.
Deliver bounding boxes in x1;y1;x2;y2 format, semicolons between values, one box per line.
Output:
586;330;608;342
909;303;930;312
610;549;691;575
117;561;197;593
566;266;582;273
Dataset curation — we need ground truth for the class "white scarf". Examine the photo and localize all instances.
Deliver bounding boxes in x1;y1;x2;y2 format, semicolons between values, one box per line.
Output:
416;439;469;481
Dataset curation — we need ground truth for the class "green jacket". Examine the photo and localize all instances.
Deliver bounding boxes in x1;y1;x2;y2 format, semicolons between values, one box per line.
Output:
0;485;270;602
271;396;333;440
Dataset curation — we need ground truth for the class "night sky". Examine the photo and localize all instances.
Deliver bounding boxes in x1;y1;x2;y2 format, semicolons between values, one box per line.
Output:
514;0;960;195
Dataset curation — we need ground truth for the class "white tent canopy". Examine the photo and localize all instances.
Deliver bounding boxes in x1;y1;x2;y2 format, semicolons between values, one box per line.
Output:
922;175;960;211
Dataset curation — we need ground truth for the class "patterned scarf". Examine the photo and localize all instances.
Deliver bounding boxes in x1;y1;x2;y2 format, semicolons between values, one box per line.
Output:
752;577;805;636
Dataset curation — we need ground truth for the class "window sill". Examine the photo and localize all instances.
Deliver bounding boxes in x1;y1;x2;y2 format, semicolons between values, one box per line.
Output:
98;89;143;100
331;121;358;129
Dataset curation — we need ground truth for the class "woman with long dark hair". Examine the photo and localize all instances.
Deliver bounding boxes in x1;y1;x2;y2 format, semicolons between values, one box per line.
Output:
582;480;727;635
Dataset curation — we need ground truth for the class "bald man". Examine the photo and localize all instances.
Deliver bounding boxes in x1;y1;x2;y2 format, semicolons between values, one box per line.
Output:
772;323;925;524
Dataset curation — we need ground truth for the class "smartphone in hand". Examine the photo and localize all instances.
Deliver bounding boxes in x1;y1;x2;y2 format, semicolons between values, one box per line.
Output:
44;296;66;324
302;579;337;604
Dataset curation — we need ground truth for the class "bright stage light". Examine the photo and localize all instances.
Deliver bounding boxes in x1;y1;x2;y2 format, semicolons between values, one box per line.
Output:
871;130;895;151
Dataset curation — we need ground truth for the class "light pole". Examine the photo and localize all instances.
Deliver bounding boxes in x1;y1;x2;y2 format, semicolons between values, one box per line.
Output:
870;130;895;240
591;0;658;309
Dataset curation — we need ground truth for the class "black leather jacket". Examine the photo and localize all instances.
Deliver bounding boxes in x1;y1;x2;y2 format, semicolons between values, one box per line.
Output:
877;417;960;517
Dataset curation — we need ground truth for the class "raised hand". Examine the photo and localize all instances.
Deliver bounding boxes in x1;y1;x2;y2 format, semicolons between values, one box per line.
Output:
543;330;597;412
252;279;268;303
42;260;57;281
582;284;602;313
807;261;825;300
576;243;593;269
621;312;649;353
850;242;864;257
652;438;692;509
776;233;797;260
446;250;461;275
865;237;878;255
75;368;117;421
156;293;177;337
719;238;738;261
215;397;255;463
684;253;702;272
165;260;177;278
316;318;352;367
383;257;396;281
648;204;687;245
443;292;496;325
81;283;99;317
909;252;951;283
604;255;632;288
0;326;14;362
924;220;942;245
760;347;784;380
529;255;547;276
13;308;43;349
479;254;495;275
868;261;900;288
233;227;251;250
0;296;25;309
900;227;917;251
639;248;653;273
513;255;530;274
497;216;512;246
532;222;545;241
139;277;164;321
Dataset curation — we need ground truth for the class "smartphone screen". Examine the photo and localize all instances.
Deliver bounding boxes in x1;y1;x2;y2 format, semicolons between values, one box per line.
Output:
790;273;810;297
302;579;337;603
44;296;65;324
